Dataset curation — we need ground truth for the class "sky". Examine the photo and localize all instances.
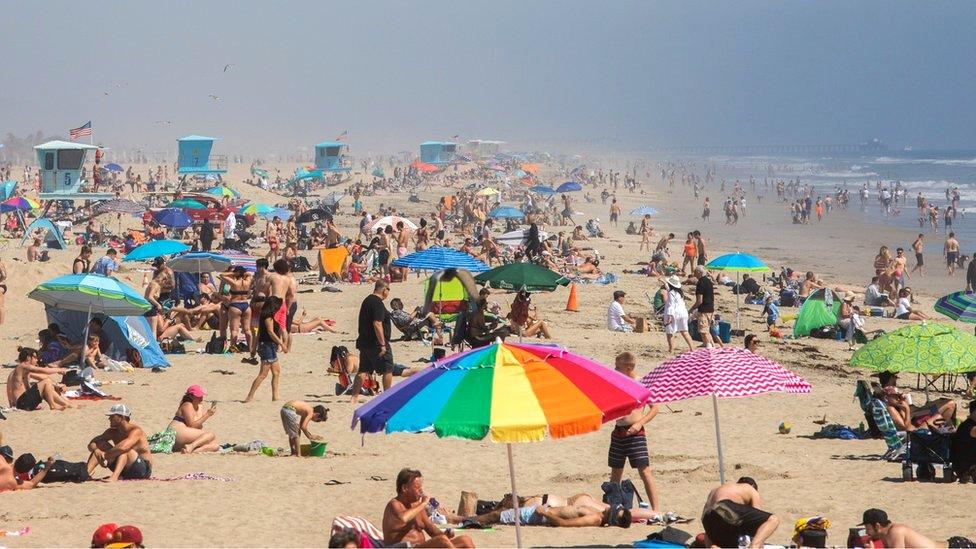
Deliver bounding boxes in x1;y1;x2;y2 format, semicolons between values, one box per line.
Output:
2;1;975;156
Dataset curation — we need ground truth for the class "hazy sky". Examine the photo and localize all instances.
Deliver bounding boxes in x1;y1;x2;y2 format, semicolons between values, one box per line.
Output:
3;1;975;155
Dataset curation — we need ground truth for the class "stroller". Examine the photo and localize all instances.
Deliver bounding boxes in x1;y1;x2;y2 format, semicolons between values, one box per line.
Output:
902;430;954;482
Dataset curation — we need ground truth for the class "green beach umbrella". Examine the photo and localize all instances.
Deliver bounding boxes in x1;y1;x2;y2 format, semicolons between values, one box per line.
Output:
850;322;976;375
474;263;570;292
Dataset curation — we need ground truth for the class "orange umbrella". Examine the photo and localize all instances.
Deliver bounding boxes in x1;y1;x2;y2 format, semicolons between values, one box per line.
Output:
521;163;539;174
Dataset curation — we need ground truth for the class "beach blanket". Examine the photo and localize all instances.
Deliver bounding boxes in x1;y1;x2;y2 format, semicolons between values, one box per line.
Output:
813;424;867;440
148;426;177;454
66;393;122;401
122;472;232;482
574;273;618;285
331;516;383;548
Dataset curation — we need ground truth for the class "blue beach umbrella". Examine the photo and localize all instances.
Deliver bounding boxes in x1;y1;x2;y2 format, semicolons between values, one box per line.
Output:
706;252;770;330
629;205;659;216
104;163;124;173
488;206;525;219
529;185;556;196
556;181;582;193
392;246;489;272
124;239;191;262
154;208;193;228
167;252;233;273
934;292;976;323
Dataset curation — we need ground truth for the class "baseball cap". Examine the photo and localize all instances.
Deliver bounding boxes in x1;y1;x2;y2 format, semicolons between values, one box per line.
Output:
185;385;206;398
106;404;132;418
106;525;143;548
91;523;119;548
0;445;13;462
858;508;888;526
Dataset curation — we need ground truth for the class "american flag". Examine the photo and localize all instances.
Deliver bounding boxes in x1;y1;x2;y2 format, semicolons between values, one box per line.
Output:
69;121;92;140
335;130;347;141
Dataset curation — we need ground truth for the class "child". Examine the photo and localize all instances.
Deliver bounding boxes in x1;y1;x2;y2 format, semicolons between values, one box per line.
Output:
244;297;286;403
279;400;328;457
607;352;661;511
762;294;779;333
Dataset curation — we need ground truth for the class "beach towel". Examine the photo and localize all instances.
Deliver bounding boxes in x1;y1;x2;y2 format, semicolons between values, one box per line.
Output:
870;398;903;452
318;247;349;277
813;424;866;440
330;515;384;548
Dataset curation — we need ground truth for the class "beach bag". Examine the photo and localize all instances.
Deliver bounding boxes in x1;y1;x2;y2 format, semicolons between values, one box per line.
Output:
205;332;226;354
19;454;92;483
601;479;638;509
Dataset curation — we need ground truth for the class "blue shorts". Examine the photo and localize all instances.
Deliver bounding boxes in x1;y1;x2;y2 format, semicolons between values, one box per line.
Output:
257;342;278;363
499;506;547;526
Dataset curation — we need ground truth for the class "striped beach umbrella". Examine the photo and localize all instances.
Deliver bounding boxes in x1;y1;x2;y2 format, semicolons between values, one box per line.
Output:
391;246;489;272
353;341;650;546
641;347;811;483
0;196;40;212
934;291;976;323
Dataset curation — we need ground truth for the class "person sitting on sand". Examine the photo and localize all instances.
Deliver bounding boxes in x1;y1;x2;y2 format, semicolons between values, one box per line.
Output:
700;477;779;549
864;277;895;308
86;404;153;481
798;271;824;301
280;400;328;457
894;288;928;320
6;347;73;411
576;256;602;280
383;468;475;548
0;446;57;492
860;508;974;548
507;290;552;340
169;385;220;454
608;290;636;332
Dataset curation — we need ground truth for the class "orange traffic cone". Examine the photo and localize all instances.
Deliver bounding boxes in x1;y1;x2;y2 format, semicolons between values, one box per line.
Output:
566;282;579;312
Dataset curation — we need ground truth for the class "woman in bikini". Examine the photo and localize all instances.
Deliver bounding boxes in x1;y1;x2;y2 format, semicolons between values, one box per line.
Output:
168;385;220;453
415;218;429;251
144;271;166;336
265;220;280;262
638;215;653;252
217;267;253;353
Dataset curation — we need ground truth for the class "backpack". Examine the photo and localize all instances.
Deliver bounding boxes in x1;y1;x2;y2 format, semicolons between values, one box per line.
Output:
205;332;226;354
601;479;642;509
17;454;92;483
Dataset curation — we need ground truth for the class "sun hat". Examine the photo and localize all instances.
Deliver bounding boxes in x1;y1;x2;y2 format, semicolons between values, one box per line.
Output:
665;275;682;289
185;385;206;398
105;403;132;418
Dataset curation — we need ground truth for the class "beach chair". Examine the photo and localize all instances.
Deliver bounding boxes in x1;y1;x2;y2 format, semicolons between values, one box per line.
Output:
329;515;400;548
902;430;954;482
855;381;905;460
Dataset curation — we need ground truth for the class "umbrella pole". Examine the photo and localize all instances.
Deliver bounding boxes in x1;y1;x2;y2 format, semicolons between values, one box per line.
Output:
507;443;523;548
712;394;726;484
82;303;93;353
735;272;741;332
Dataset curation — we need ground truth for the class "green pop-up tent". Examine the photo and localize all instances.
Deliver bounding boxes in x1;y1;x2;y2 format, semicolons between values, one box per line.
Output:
793;288;842;337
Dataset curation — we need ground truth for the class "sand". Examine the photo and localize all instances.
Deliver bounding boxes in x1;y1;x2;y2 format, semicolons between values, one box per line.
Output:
1;161;973;547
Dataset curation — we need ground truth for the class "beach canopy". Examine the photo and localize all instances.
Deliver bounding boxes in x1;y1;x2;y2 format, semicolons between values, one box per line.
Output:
520;163;540;174
124;239;191;262
555;181;582;193
103;163;124;173
793;288;841;337
487;205;524;219
850;322;976;375
21;218;66;249
167;252;233;273
476;187;500;196
371;167;385;178
529;185;556;195
1;180;17;200
94;198;144;215
641;347;810;483
366;215;418;232
475;263;569;292
45;307;168;369
153;208;193;228
706;252;769;272
321;191;345;208
28;273;150;316
629;205;659;216
0;196;40;212
934;291;976;323
392;246;488;273
352;340;649;547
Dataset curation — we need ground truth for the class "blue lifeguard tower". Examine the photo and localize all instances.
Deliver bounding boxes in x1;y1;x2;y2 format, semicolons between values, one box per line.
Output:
314;141;352;172
35;141;113;200
177;135;226;186
420;141;457;165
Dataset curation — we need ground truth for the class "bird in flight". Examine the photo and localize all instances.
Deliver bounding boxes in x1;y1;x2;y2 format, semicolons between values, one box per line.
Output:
223;64;233;72
154;120;172;125
209;94;221;101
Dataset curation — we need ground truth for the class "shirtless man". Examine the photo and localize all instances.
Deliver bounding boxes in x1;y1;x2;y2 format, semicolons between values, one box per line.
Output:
86;404;153;482
860;508;972;548
910;233;924;276
267;259;297;352
1;446;56;491
382;469;475;548
945;232;960;276
798;271;824;299
700;477;779;549
6;347;72;411
467;492;659;527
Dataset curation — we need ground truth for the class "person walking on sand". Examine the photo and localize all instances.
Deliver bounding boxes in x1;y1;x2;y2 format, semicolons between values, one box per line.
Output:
608;352;661;511
268;259;297;353
661;276;694;353
244;296;287;403
910;234;924;277
279;400;328;457
945;232;960;277
609;198;621;227
351;280;393;403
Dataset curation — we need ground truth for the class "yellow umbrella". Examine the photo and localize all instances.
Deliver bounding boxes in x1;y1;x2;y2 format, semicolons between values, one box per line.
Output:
476;187;500;196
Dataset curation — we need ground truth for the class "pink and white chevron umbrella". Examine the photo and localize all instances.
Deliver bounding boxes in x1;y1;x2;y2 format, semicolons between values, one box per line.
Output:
640;347;811;482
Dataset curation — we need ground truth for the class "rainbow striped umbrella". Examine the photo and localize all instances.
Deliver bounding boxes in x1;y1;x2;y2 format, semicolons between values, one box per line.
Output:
0;196;40;212
353;341;649;546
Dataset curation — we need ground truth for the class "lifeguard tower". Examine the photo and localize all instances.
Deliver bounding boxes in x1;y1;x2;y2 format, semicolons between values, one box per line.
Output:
35;141;113;200
420;141;457;166
314;141;352;172
177;135;226;187
466;139;505;160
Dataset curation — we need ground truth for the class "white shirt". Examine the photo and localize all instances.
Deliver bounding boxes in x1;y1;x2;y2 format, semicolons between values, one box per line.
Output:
895;297;911;317
223;212;237;235
607;301;627;331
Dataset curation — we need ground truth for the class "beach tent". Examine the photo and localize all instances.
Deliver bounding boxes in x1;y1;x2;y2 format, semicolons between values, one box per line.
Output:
422;269;478;322
793;288;842;337
21;218;67;249
318;247;350;277
45;307;169;368
1;180;16;200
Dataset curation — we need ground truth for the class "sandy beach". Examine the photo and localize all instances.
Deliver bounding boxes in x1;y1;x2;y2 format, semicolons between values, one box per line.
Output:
1;159;974;548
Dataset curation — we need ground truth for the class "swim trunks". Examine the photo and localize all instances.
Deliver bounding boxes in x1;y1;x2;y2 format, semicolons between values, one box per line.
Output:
108;456;152;480
701;499;773;548
948;252;959;266
274;301;288;331
499;506;547;526
15;384;43;411
608;426;650;468
915;252;923;267
280;404;301;438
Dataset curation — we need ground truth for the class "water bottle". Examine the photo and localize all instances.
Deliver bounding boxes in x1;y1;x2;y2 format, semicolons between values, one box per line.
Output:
737;534;751;549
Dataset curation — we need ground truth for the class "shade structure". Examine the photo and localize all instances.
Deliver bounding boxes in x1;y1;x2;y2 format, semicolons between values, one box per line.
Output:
640;347;810;483
476;187;500;196
167;252;233;273
365;215;418;232
475;263;570;292
321;191;345;208
629;205;659;216
934;292;976;323
529;185;556;195
124;240;191;262
104;163;124;172
392;246;489;273
295;208;332;224
93;198;144;215
166;198;206;210
206;185;240;198
28;274;151;316
555;181;582;193
706;252;770;272
850;322;976;375
0;196;40;212
352;341;651;547
488;205;524;219
153;208;193;228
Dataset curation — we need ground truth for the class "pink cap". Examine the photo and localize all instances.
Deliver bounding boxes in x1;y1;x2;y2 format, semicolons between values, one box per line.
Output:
186;385;206;398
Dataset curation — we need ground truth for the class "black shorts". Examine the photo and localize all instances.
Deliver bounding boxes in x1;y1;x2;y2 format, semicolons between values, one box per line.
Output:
378;249;390;266
702;500;773;548
897;312;910;320
948;251;958;266
359;346;394;375
609;213;618;222
915;252;923;266
109;456;153;480
608;426;650;469
16;384;43;411
697;254;708;266
286;301;298;328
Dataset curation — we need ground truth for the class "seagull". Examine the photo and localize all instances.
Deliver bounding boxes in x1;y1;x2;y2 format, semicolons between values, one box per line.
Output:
223;64;233;73
154;120;172;125
209;94;221;101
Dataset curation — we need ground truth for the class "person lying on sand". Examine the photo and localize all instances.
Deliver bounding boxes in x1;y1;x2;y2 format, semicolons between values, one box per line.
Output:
383;468;475;548
463;492;659;528
86;404;153;481
0;445;56;491
700;477;778;549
